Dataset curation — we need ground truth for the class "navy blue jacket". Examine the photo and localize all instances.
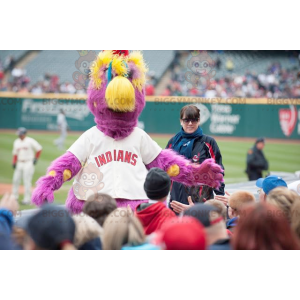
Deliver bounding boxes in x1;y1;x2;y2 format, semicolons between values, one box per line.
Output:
167;134;225;206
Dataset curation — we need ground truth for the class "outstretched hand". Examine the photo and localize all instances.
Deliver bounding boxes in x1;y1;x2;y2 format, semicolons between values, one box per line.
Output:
191;159;224;189
214;191;231;205
170;196;194;214
0;193;19;216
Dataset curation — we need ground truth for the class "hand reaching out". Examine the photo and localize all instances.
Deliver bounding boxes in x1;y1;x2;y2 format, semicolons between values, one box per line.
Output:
170;196;194;214
214;191;231;206
0;193;19;216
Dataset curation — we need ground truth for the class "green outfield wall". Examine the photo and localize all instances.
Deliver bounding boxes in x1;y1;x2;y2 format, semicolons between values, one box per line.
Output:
0;93;299;140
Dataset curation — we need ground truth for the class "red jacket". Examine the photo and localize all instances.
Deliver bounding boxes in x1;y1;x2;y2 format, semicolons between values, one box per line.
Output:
135;202;176;235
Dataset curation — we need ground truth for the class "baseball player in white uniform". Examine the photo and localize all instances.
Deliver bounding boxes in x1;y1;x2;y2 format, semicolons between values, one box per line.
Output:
12;128;42;205
54;109;68;150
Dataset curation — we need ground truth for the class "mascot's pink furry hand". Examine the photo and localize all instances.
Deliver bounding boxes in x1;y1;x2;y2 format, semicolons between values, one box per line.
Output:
31;176;56;205
31;152;82;207
190;158;224;189
146;149;223;189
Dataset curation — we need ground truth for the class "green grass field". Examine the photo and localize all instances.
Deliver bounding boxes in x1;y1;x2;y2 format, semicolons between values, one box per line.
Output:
1;131;300;209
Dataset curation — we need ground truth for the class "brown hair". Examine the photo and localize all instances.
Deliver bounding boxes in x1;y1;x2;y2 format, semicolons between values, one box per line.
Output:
232;203;300;250
229;191;255;213
267;187;300;223
83;193;117;227
180;105;200;120
204;199;227;220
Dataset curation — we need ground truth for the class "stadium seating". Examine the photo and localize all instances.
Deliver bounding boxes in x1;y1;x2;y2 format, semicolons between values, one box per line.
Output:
0;50;27;63
24;50;175;84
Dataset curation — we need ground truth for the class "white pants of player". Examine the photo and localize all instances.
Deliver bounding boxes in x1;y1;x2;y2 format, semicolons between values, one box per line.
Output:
54;127;67;149
12;161;35;203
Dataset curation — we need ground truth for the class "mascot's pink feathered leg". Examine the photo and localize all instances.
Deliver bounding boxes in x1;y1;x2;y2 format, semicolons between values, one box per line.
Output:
146;149;224;189
31;152;84;213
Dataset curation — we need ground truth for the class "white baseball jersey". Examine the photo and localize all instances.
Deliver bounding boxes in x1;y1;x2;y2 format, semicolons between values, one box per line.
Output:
12;137;42;162
68;126;162;200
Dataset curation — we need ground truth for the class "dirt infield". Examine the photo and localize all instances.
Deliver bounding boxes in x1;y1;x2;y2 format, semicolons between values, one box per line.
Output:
1;129;299;144
0;183;28;195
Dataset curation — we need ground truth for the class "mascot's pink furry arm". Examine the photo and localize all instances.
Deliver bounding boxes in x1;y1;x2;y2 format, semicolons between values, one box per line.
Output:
32;50;223;214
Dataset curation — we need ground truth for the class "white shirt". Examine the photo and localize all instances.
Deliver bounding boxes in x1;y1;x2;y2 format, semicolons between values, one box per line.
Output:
13;137;42;161
68;126;162;200
57;113;68;129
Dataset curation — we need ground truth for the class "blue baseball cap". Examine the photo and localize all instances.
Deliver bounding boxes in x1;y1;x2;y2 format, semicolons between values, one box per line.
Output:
256;175;287;195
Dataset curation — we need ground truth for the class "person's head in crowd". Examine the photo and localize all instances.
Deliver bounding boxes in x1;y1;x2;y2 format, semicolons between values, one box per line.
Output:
204;199;227;220
256;175;287;201
288;180;300;196
228;191;255;219
144;168;171;201
135;168;175;236
26;204;76;250
155;217;206;250
184;204;229;247
73;214;103;250
179;105;200;134
266;187;300;223
232;203;300;250
102;208;146;250
255;137;265;150
83;193;117;227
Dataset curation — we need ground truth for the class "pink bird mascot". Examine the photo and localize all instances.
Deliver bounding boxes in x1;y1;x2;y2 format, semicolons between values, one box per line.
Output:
32;50;223;213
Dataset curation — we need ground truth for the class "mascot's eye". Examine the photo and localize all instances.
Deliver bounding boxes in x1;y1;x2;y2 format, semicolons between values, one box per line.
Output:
83;62;87;68
203;62;208;68
83;175;87;180
194;62;200;68
91;175;96;180
127;70;133;79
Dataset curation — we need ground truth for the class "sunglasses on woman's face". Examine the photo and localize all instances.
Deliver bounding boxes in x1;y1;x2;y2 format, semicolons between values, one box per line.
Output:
182;118;199;124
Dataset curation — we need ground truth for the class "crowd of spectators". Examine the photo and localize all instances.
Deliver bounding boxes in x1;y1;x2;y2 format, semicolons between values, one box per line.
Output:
161;63;300;98
161;58;300;98
1;168;300;250
1;52;300;98
0;55;82;94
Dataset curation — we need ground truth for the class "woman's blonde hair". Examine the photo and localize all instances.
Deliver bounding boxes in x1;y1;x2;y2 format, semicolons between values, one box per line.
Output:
102;208;145;250
266;187;300;223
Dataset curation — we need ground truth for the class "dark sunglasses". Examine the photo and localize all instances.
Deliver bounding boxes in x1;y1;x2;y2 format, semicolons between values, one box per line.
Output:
182;118;199;124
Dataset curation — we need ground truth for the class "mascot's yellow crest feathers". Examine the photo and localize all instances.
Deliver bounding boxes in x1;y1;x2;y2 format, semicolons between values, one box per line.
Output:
89;50;148;92
128;51;148;91
112;55;128;77
90;50;113;89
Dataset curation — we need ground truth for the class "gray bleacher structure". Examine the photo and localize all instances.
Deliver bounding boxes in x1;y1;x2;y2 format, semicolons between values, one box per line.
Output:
207;50;298;79
24;50;175;86
0;50;28;65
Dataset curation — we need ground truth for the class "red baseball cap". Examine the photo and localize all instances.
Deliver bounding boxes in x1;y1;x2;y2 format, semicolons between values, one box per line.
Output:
157;217;207;250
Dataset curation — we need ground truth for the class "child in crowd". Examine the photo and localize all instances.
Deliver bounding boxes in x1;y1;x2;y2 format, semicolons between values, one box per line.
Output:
154;216;207;250
83;193;117;227
227;191;256;232
102;207;159;250
135;168;175;235
184;204;231;250
26;204;76;250
73;214;103;250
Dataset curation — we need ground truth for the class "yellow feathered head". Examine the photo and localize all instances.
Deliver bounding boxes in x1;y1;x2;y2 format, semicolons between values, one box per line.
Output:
89;50;148;112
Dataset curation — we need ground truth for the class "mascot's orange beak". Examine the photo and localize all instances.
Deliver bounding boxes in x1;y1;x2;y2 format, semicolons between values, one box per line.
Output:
105;76;136;112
